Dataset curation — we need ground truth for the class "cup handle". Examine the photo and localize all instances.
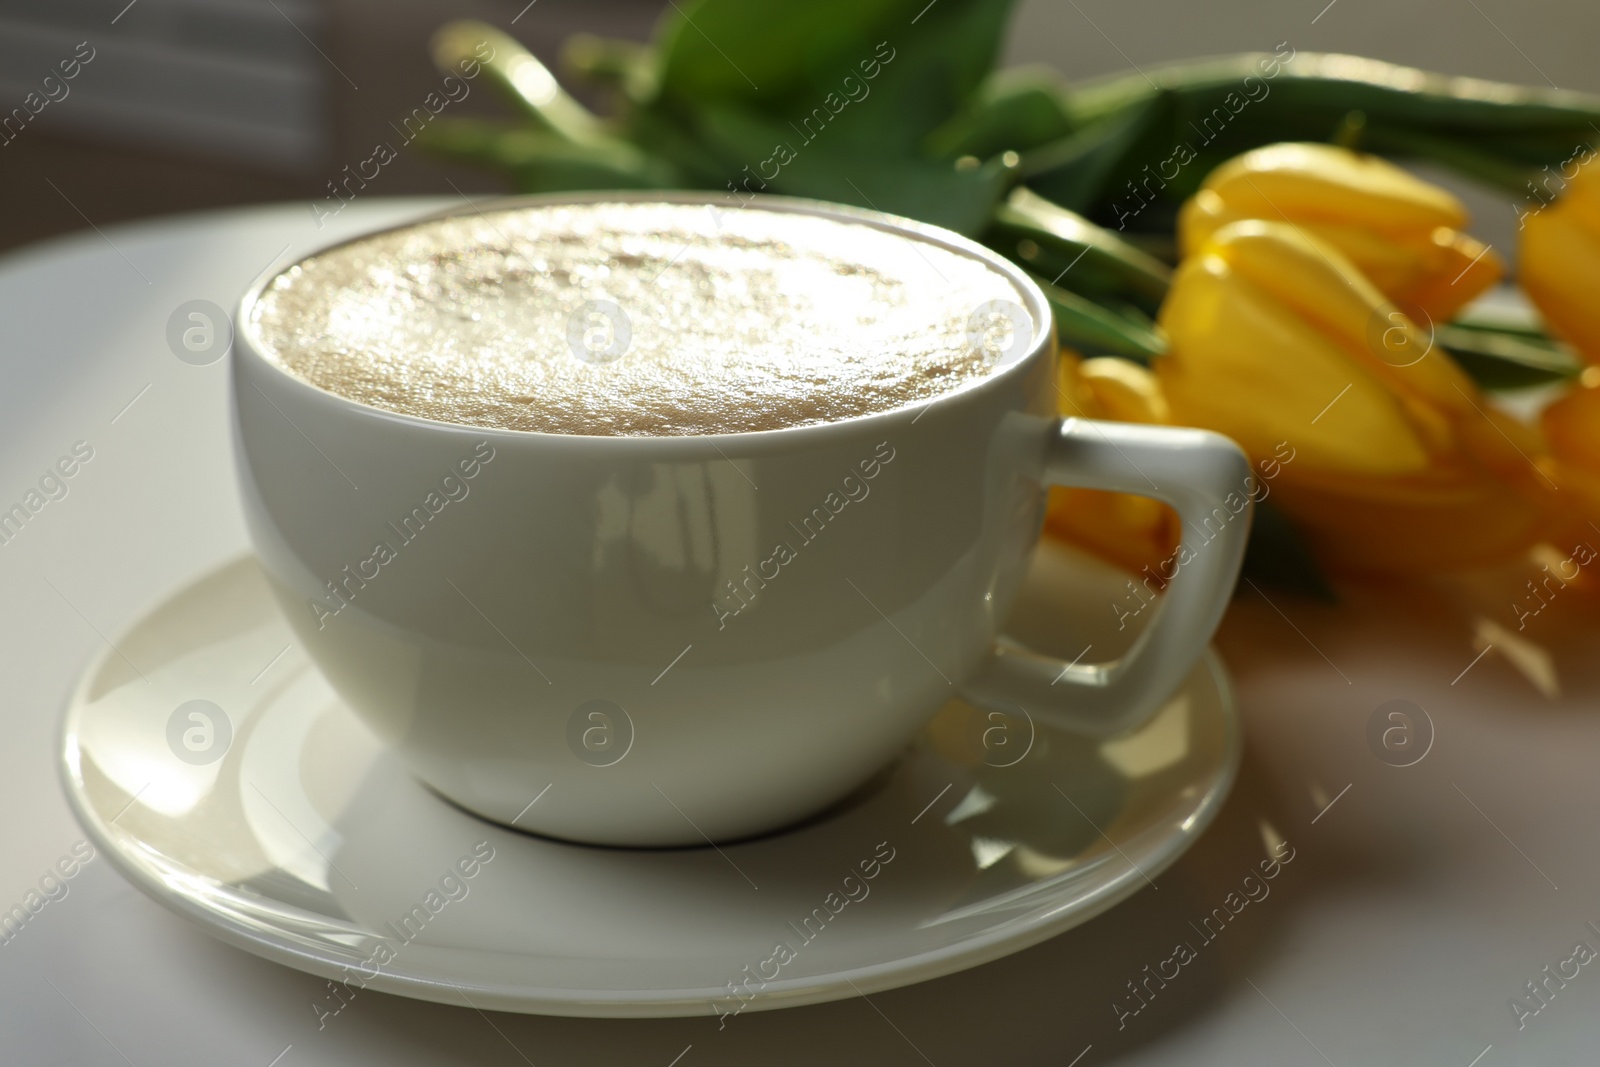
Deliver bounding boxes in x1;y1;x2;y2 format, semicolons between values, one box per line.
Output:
961;417;1252;737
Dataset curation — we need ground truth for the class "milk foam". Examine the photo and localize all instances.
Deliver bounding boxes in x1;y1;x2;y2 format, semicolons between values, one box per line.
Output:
249;201;1031;436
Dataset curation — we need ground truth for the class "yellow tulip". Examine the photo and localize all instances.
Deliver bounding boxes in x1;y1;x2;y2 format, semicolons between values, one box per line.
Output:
1161;219;1473;482
1044;355;1180;576
1158;218;1551;572
1542;367;1600;471
1523;165;1600;363
1270;476;1551;573
1180;142;1502;323
1076;354;1172;424
1540;367;1600;528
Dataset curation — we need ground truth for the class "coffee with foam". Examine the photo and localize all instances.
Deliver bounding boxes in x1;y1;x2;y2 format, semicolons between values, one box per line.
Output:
249;201;1031;436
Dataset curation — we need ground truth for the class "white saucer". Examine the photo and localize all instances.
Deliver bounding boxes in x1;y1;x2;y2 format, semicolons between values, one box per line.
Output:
60;541;1238;1018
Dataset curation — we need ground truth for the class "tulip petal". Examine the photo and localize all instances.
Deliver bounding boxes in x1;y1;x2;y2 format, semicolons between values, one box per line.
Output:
1200;142;1468;234
1203;220;1479;420
1077;357;1170;423
1400;230;1504;322
1522;201;1600;364
1157;252;1436;478
1542;372;1600;471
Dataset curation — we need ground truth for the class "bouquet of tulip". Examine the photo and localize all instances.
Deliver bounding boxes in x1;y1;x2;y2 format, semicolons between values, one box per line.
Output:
415;0;1600;591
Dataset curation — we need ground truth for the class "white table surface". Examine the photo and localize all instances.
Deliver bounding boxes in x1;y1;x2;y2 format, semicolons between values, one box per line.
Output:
2;199;1596;1066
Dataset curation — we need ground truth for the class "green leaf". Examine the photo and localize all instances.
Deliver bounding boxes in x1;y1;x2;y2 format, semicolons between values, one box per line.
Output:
653;0;1016;157
1437;323;1582;390
686;101;1015;234
1361;123;1539;194
775;151;1012;235
985;187;1170;311
562;34;658;105
924;64;1077;159
653;0;919;106
1069;52;1600;135
622;108;746;187
1027;272;1167;361
413;118;681;190
1051;52;1600;224
1019;90;1176;215
431;22;607;146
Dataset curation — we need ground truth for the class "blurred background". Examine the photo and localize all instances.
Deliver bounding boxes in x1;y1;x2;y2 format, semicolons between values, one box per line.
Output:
0;0;1593;257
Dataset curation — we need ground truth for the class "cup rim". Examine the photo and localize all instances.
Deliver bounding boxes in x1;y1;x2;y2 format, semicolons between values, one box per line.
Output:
233;190;1055;447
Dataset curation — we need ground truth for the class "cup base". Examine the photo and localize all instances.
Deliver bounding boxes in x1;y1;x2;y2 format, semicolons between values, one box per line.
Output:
428;755;908;851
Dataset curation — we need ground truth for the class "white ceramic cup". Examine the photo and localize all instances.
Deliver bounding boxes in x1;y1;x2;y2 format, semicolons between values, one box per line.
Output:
231;192;1251;847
